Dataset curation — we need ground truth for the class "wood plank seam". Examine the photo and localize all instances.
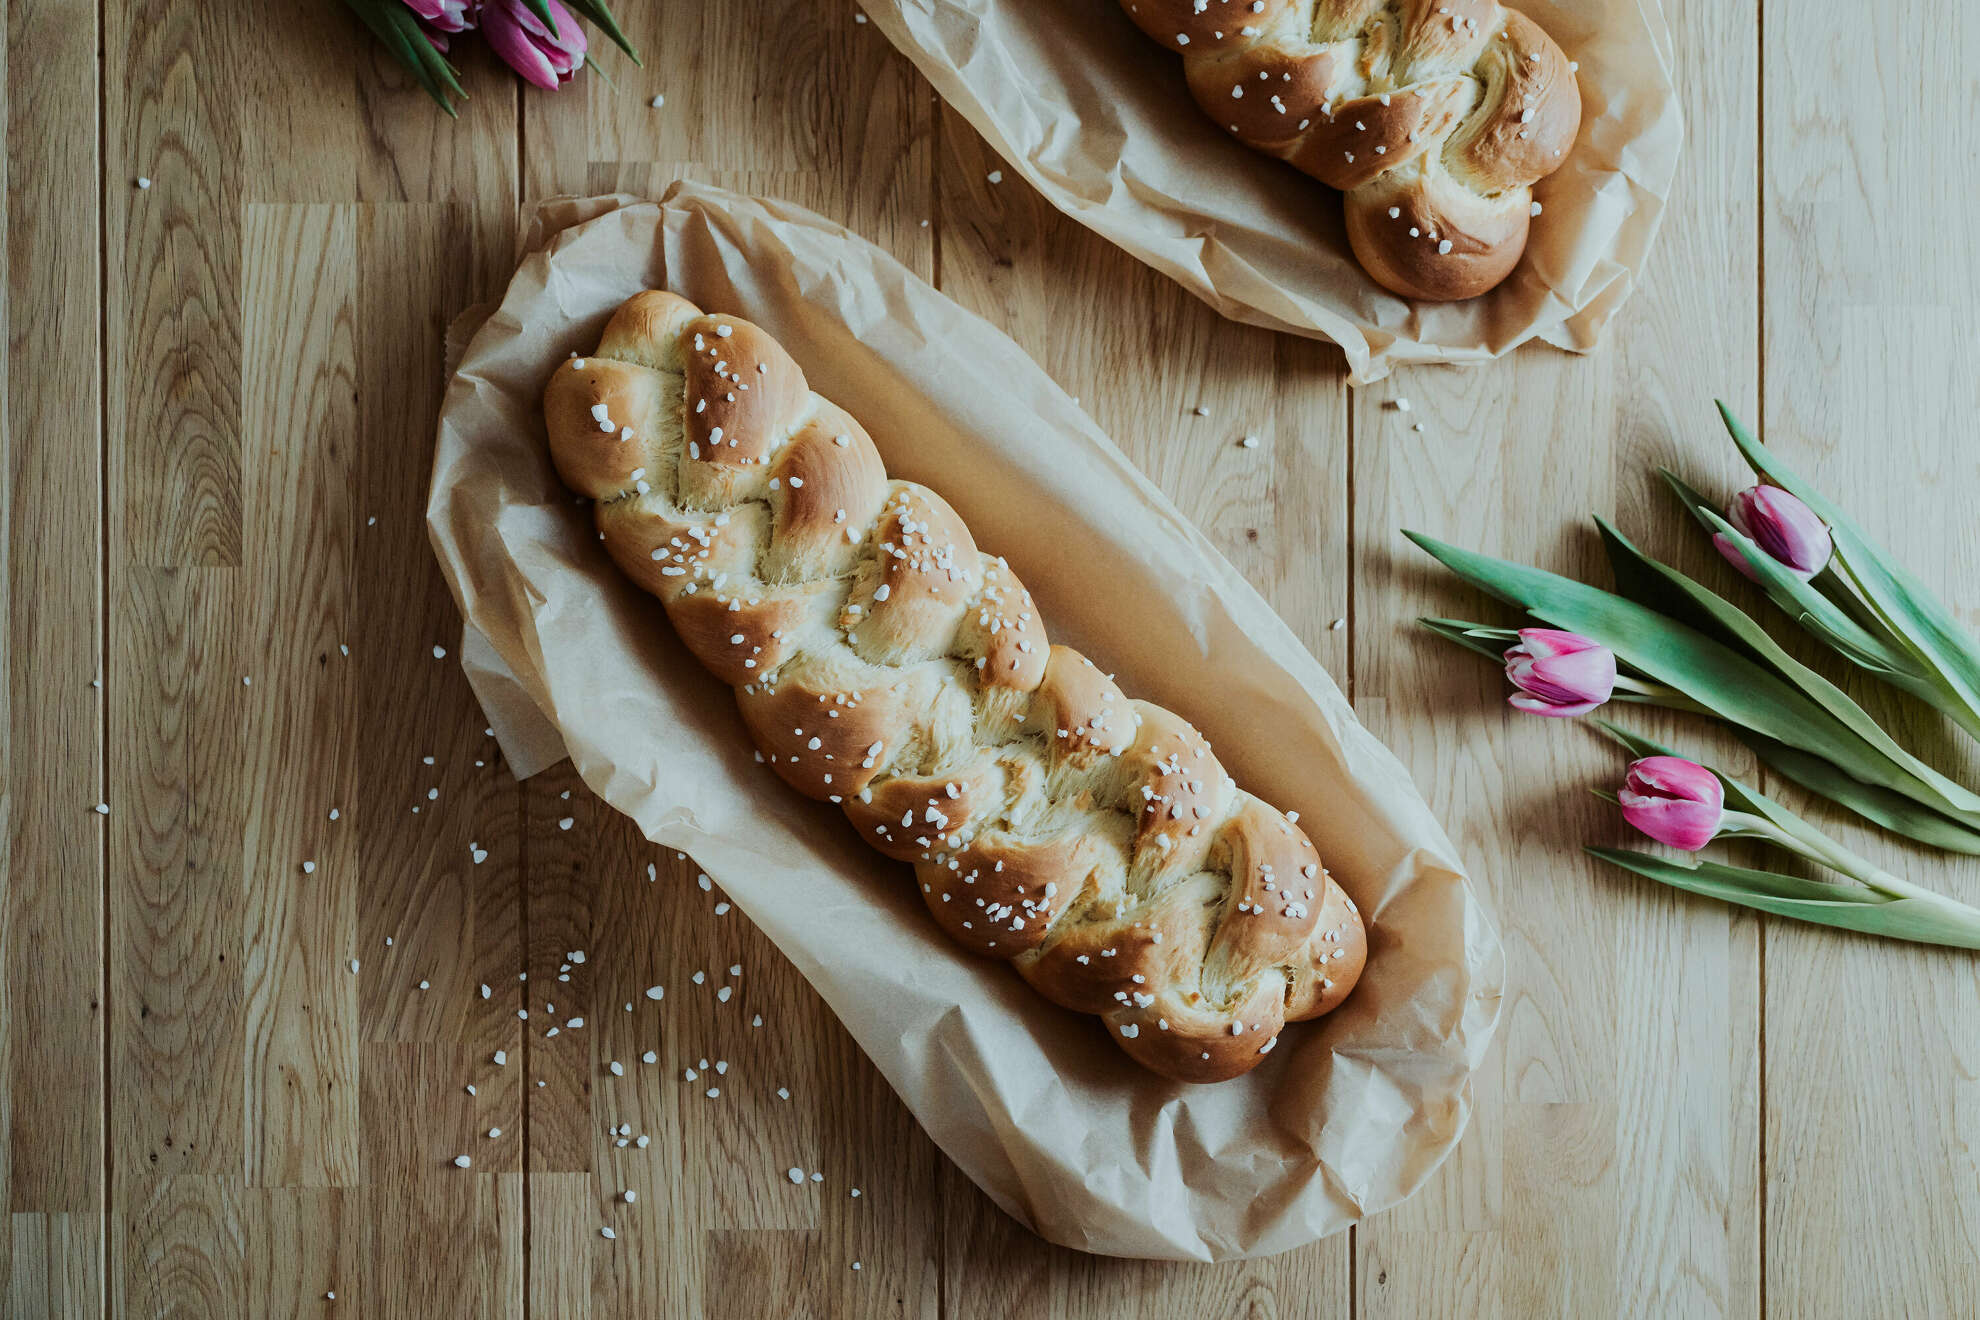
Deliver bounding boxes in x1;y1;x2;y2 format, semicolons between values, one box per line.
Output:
96;1;114;1315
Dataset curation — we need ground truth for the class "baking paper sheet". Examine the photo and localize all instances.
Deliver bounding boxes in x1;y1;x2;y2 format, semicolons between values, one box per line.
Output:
427;183;1502;1259
860;0;1682;384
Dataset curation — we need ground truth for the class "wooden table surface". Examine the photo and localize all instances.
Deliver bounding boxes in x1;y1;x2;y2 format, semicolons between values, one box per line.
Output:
4;0;1977;1315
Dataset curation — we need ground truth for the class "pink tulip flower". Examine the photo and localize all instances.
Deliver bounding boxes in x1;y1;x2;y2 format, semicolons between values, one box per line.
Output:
1502;629;1617;717
483;0;587;88
404;0;478;32
1713;485;1832;581
1618;756;1725;851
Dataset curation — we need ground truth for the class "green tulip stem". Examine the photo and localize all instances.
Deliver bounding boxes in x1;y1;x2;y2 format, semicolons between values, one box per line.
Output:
1716;808;1964;909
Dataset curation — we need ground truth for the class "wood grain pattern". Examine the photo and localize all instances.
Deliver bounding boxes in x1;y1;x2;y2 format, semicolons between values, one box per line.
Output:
6;0;1979;1313
104;0;243;567
6;1214;103;1317
1760;2;1980;1312
109;566;249;1315
238;202;362;1191
346;186;529;1316
2;0;105;1265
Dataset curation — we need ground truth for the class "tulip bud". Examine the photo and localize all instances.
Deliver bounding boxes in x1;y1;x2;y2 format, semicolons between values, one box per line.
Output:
1714;485;1832;581
1502;628;1617;718
403;0;478;32
483;0;587;89
1618;756;1724;851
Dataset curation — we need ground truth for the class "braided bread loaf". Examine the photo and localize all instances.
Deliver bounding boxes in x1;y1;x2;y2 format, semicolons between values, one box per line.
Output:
543;291;1366;1083
1121;0;1581;301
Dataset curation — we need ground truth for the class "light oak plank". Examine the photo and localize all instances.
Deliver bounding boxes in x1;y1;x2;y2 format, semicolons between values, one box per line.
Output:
238;2;360;206
106;8;529;1314
354;61;519;211
1761;2;1980;1307
5;1213;103;1317
347;192;527;1316
943;1181;1341;1320
104;0;244;566
526;1172;592;1315
521;0;929;218
517;766;607;1181
244;1188;359;1317
1;0;105;1231
237;203;362;1191
360;1043;525;1318
109;566;247;1195
349;200;523;1058
114;1176;244;1318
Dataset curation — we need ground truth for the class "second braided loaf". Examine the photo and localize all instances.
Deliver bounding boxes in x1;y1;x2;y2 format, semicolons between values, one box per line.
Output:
1121;0;1582;301
544;291;1366;1083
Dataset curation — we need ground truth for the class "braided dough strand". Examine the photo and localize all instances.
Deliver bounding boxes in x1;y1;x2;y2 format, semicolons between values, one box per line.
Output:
544;291;1366;1083
1122;0;1581;300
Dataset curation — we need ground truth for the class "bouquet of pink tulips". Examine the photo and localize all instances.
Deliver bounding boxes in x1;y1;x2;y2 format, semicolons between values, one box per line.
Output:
1414;404;1980;949
339;0;637;115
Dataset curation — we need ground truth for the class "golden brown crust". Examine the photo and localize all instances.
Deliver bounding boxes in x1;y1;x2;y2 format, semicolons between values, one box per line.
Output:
1123;0;1582;301
544;291;1367;1083
1036;647;1135;764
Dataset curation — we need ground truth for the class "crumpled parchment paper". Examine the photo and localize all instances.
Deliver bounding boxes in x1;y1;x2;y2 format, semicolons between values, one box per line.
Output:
859;0;1682;384
426;182;1503;1259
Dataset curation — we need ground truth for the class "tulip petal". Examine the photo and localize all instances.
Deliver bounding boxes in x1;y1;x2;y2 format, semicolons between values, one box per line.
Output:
491;33;560;86
1509;693;1602;717
1711;532;1764;582
1530;647;1617;703
1504;629;1615;713
404;0;477;32
1618;755;1726;850
1513;627;1594;660
1619;793;1722;851
1735;485;1832;577
1628;755;1723;802
484;0;586;87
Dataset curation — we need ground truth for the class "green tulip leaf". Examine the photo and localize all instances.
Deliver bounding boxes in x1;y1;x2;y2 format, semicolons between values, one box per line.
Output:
566;0;643;63
1658;467;1723;537
1738;733;1980;856
340;0;463;115
1595;515;1755;657
407;17;466;101
1417;617;1517;664
1587;847;1980;948
1420;531;1980;849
